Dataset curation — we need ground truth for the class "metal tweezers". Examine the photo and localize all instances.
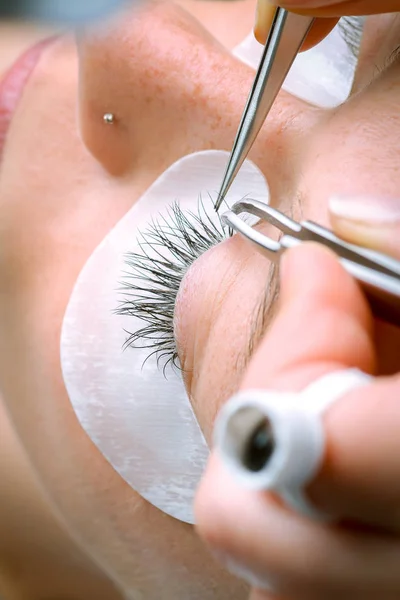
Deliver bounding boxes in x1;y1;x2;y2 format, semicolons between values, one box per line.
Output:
215;8;315;210
215;6;400;325
222;199;400;327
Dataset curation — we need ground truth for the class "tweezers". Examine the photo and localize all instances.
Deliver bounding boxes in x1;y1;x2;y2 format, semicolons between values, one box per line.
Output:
222;199;400;327
215;8;315;211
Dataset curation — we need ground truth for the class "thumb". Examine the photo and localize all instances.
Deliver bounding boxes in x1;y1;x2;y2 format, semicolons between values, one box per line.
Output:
195;245;400;598
329;195;400;260
254;0;338;48
267;0;399;17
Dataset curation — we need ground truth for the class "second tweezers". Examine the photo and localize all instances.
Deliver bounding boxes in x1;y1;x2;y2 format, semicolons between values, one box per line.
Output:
222;199;400;327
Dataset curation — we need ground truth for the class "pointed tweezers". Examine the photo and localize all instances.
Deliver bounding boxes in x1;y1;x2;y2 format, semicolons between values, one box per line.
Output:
222;199;400;327
215;8;314;211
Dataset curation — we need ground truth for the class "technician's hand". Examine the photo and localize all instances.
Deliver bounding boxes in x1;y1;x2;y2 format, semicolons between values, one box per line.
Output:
195;197;400;599
254;0;399;50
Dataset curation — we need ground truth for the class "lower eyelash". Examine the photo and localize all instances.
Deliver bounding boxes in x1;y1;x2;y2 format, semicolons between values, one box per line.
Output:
116;197;227;372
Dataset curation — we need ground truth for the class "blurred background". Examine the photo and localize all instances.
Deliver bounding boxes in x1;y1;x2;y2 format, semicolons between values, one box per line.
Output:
0;0;256;75
0;22;54;72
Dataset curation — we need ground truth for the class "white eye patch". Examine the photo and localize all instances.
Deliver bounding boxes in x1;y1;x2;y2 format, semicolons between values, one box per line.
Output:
60;150;269;524
233;25;358;108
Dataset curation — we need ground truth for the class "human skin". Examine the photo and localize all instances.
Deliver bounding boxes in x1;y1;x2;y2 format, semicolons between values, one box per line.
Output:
0;23;126;600
0;401;126;600
167;9;400;600
0;23;54;72
274;0;400;16
0;5;254;600
175;12;400;443
195;244;400;600
254;0;399;50
0;3;399;600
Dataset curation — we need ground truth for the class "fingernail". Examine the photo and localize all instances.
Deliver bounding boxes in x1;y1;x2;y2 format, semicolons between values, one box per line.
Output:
329;195;400;259
254;0;276;45
211;550;272;590
329;195;400;224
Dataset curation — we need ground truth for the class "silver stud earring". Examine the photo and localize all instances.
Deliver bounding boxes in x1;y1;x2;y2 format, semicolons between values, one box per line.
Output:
103;113;115;125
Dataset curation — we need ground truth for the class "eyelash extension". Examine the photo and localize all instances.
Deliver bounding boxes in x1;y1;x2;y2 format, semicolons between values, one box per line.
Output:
338;16;364;61
116;198;227;372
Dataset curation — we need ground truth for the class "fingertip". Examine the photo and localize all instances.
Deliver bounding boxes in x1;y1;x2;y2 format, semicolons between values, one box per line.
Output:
254;9;337;49
329;194;400;261
254;0;276;45
300;18;338;51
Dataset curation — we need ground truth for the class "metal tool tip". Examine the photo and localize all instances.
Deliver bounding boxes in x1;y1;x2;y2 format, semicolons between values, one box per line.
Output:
214;191;225;212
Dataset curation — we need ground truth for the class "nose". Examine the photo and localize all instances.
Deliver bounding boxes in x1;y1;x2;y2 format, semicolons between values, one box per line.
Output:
78;0;310;194
78;2;251;176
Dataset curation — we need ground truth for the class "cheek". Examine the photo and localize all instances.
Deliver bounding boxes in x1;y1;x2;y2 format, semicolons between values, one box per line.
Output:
0;39;136;334
0;37;81;204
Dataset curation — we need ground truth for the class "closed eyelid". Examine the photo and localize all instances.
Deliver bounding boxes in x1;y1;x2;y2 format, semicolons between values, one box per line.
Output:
244;262;280;370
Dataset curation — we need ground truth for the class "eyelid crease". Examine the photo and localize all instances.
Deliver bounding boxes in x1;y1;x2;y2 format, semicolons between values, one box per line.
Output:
241;197;302;367
385;44;400;69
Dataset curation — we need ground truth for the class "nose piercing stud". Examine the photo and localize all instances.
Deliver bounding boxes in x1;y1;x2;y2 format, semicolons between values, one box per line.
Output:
103;113;115;125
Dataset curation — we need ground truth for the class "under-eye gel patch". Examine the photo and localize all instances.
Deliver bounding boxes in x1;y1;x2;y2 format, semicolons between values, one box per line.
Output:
60;150;269;524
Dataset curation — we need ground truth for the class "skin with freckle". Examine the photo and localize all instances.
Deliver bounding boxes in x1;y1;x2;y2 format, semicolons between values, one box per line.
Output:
0;5;256;600
1;3;400;599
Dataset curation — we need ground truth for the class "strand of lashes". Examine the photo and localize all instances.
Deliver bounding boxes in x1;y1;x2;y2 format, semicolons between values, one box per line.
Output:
116;198;228;373
339;16;364;60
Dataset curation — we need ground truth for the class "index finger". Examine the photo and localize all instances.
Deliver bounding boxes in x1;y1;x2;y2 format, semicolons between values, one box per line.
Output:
254;0;398;50
224;244;400;531
271;0;399;17
254;1;339;48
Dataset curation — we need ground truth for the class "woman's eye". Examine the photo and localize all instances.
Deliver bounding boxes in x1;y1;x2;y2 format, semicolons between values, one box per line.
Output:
117;198;227;372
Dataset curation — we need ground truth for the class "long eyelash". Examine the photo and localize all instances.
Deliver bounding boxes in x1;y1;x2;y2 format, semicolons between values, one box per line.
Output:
116;197;227;372
338;16;365;61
